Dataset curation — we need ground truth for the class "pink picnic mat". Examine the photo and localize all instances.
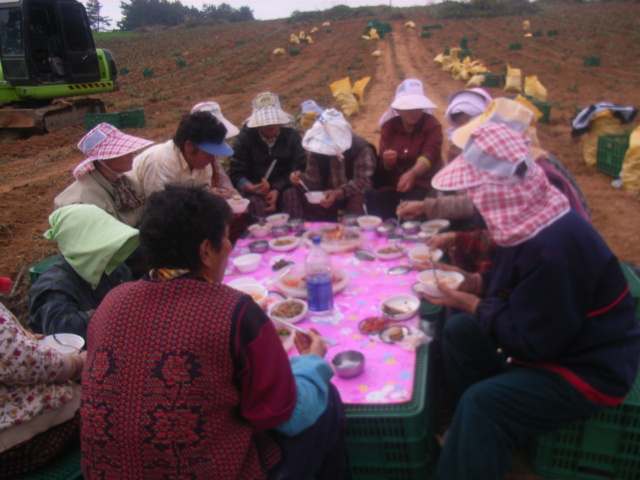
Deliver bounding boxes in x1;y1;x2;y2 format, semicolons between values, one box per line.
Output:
225;222;424;405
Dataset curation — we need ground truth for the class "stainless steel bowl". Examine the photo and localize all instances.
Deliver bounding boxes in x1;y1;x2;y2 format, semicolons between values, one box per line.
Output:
402;221;420;235
376;224;393;238
271;225;290;238
332;350;365;378
248;240;269;253
287;218;304;232
342;214;358;226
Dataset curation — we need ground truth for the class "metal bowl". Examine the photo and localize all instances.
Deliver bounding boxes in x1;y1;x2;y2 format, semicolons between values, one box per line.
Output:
248;240;269;253
376;224;394;238
271;225;290;238
342;214;358;227
332;350;365;378
287;218;304;232
402;221;420;235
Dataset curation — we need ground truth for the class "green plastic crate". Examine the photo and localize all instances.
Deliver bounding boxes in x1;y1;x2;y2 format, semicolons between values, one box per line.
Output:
529;366;640;480
531;98;552;124
345;460;434;480
84;112;120;130
479;72;501;88
597;135;630;177
29;254;63;284
621;263;640;319
420;32;431;38
18;447;82;479
584;56;601;67
460;37;468;48
118;109;146;129
508;42;522;50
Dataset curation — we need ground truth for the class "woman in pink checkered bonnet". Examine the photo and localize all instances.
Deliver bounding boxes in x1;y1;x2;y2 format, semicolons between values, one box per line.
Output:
420;122;640;480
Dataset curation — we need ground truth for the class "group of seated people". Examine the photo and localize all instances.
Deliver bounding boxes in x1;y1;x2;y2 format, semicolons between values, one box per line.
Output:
1;77;639;480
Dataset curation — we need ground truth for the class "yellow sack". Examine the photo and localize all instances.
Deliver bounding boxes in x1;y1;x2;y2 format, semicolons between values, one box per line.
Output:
583;111;625;166
330;77;359;117
352;77;371;106
322;21;331;27
621;125;640;192
301;111;320;132
512;95;542;123
369;28;379;40
311;27;318;33
405;21;416;28
524;75;547;101
523;20;530;30
466;74;485;87
272;48;285;55
306;36;313;44
524;32;533;38
299;31;306;39
433;53;445;63
290;34;300;44
361;35;371;40
372;50;382;57
449;48;461;59
441;57;454;73
504;63;522;93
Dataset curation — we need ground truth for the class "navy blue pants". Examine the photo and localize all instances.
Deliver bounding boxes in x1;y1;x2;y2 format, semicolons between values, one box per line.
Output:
436;313;604;480
269;382;346;480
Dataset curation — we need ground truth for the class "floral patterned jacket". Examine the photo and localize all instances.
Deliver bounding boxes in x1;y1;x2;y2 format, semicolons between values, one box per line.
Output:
1;302;73;431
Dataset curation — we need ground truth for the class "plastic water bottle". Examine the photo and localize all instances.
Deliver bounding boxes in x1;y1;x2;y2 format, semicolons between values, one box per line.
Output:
306;236;334;314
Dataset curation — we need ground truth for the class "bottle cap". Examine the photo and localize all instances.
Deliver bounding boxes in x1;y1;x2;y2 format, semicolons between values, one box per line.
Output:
0;277;11;292
312;236;321;245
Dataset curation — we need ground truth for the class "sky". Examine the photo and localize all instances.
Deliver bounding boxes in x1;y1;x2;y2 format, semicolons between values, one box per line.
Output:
83;1;432;26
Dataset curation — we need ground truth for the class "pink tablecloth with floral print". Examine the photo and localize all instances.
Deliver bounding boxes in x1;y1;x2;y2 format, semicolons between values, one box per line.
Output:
224;222;424;405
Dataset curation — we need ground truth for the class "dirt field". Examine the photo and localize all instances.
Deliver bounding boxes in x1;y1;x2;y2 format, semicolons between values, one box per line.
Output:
1;3;639;477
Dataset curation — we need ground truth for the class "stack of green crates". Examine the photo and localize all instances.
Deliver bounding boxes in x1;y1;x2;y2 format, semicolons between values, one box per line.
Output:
529;364;640;480
84;109;146;131
29;254;62;284
621;263;640;319
596;135;630;177
479;72;501;88
344;346;436;480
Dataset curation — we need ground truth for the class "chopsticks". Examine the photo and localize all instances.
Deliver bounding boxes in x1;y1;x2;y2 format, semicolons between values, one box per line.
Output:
299;180;310;192
271;317;338;346
264;159;277;181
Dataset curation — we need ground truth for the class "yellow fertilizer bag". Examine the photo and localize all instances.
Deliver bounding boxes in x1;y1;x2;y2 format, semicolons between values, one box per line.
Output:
272;48;285;55
621;125;640;192
433;53;445;64
306;36;314;44
405;21;416;28
301;111;320;132
524;75;547;101
523;20;530;31
504;64;522;93
369;28;380;40
372;50;382;57
330;77;359;117
512;95;543;123
466;74;486;87
290;34;300;44
322;22;331;27
352;76;371;106
311;27;318;33
583;111;625;166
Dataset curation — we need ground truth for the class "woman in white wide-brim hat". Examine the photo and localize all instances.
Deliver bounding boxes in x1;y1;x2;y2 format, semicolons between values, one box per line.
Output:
368;78;444;220
421;122;640;480
229;92;306;220
54;122;153;227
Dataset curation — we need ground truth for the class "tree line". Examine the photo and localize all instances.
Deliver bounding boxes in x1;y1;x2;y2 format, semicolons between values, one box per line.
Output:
85;0;254;32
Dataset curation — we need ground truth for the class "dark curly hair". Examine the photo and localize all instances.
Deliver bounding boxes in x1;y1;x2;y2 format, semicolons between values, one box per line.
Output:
173;111;228;152
139;185;232;272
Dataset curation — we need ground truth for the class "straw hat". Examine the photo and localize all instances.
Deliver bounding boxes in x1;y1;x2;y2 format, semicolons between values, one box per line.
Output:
451;97;546;160
73;123;153;180
190;101;240;139
245;92;295;128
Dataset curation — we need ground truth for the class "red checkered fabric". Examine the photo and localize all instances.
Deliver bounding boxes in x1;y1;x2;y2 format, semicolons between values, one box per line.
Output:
73;123;153;180
433;123;570;246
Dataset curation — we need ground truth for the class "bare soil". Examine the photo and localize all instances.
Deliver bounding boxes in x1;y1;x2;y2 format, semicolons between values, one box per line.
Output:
1;5;639;475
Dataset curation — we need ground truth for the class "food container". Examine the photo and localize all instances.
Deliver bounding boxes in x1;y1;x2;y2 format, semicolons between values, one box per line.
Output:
420;219;451;233
380;325;411;344
376;224;394;238
268;298;308;324
287;218;304;232
408;245;443;265
266;213;290;227
358;316;388;334
227;197;250;214
357;215;382;231
268;236;300;252
41;333;85;354
232;283;268;308
379;294;420;320
416;269;465;297
375;244;406;260
305;191;325;204
248;223;271;238
271;225;290;238
401;220;420;235
332;350;365;378
342;214;358;227
248;240;269;253
232;253;262;273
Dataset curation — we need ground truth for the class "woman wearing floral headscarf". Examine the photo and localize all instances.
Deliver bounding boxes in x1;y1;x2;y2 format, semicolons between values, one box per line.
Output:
423;123;640;480
54;123;153;227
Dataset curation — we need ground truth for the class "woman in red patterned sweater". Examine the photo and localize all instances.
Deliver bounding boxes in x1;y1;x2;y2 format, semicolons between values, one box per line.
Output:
81;185;345;480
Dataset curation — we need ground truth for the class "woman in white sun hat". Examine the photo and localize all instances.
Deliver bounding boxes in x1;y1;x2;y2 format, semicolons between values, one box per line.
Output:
54;123;153;227
368;78;444;220
421;122;640;480
230;92;307;220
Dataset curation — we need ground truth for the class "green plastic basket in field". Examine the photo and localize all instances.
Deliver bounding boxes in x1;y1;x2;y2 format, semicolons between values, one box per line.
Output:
584;56;601;67
596;135;630;177
621;263;640;319
479;72;501;88
17;448;82;480
29;254;62;284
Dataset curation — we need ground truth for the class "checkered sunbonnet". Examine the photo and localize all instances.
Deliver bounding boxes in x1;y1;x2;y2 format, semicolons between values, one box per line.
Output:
246;92;295;128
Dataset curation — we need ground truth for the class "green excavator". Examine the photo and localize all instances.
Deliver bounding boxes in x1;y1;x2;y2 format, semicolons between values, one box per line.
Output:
0;0;117;131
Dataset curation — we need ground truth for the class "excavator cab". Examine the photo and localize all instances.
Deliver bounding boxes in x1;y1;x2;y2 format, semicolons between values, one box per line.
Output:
0;0;117;130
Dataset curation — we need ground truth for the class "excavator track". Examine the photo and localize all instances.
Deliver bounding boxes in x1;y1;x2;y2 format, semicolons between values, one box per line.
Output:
0;98;105;132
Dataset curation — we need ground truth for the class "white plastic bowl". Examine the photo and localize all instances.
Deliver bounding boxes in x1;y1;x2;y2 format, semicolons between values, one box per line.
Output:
248;223;271;238
269;298;308;324
232;253;262;273
375;244;406;260
408;245;443;266
232;282;268;308
379;294;420;320
41;333;85;354
266;213;290;227
269;235;300;252
305;191;325;204
356;215;382;231
227;197;250;214
420;219;451;233
416;270;465;297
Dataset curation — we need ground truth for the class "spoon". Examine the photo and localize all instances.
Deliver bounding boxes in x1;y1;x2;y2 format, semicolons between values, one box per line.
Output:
388;265;412;275
354;249;376;261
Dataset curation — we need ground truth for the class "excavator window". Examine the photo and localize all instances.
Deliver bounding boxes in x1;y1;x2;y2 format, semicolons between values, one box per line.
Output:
0;9;24;56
